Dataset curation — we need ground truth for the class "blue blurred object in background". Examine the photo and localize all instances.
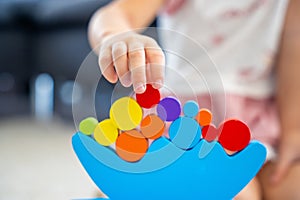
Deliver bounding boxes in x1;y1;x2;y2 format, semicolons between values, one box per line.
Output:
33;73;54;121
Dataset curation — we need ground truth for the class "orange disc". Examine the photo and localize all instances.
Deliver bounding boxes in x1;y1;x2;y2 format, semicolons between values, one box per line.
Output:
116;131;148;162
195;108;212;126
140;114;165;140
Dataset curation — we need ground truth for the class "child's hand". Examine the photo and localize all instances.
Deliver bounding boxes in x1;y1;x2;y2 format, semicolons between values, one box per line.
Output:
98;32;165;94
271;130;300;184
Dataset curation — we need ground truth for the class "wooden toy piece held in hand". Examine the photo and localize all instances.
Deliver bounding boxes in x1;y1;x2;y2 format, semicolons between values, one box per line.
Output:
136;84;160;109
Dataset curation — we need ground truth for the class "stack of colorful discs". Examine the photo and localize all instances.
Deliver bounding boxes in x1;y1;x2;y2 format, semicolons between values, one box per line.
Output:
78;83;252;162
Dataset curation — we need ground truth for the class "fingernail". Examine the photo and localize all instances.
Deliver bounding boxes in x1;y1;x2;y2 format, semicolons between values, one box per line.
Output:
153;80;163;89
135;83;146;94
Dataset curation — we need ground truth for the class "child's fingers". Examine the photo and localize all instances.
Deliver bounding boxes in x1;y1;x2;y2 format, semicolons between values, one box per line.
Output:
98;35;164;91
112;42;131;87
99;47;118;83
128;42;146;94
145;47;165;89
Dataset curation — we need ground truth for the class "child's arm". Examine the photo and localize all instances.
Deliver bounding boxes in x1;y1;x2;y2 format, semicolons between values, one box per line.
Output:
88;0;166;93
272;0;300;184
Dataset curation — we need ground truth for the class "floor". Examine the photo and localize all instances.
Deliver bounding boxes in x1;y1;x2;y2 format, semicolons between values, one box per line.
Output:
0;117;103;200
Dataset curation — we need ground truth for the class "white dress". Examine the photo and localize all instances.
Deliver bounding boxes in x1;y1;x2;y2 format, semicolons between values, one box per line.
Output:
158;0;289;98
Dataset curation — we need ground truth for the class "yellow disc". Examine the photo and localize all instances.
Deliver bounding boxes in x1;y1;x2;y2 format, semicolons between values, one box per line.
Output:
110;97;143;131
94;119;119;146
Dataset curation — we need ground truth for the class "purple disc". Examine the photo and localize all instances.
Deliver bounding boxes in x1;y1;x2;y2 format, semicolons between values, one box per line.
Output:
157;97;181;121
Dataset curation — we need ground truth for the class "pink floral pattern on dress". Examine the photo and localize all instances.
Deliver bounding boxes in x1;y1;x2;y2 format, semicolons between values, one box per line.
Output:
221;0;268;19
237;50;275;81
211;35;225;46
238;67;255;78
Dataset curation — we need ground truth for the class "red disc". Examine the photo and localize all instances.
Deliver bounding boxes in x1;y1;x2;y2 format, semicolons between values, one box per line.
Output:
218;119;251;152
202;125;219;142
136;84;160;108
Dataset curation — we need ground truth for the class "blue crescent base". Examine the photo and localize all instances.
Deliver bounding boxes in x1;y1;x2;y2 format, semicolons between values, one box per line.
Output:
72;132;266;200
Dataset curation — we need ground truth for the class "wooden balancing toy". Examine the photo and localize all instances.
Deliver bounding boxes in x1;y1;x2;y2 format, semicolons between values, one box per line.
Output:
72;84;267;200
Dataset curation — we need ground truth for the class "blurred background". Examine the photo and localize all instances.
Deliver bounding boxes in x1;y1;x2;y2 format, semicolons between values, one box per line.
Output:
0;0;113;120
0;0;157;199
0;0;123;199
